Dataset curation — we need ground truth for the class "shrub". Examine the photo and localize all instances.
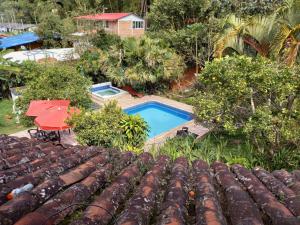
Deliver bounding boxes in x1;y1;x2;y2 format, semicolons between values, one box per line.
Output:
91;30;121;51
68;101;148;153
77;48;107;84
18;62;92;125
193;55;300;153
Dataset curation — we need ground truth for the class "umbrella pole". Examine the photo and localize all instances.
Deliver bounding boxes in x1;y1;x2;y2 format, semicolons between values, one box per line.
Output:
57;131;61;143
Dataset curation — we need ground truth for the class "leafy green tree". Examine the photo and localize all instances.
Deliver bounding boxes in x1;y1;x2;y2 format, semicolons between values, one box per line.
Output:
18;62;92;124
148;20;221;68
0;52;22;99
148;0;211;30
193;55;300;154
233;0;284;16
69;101;148;153
97;37;185;92
77;48;107;83
91;29;121;51
36;4;76;48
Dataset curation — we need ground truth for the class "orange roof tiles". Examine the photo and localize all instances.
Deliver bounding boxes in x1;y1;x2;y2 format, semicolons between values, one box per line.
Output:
0;135;299;225
76;13;131;21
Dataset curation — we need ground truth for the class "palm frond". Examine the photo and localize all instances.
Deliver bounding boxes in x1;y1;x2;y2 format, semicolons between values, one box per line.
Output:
271;24;292;56
214;15;246;58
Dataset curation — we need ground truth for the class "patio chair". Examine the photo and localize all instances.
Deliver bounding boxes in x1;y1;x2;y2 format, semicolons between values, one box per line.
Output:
28;129;60;142
176;127;189;137
176;127;198;138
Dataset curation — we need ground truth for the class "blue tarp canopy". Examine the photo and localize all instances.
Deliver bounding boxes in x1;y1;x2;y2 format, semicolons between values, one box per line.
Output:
0;32;40;49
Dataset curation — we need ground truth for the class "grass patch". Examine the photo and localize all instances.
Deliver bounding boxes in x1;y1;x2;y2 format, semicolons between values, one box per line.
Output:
151;133;300;171
0;99;28;134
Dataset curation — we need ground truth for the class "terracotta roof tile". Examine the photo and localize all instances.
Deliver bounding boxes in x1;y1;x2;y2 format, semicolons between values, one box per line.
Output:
75;13;131;21
0;135;299;225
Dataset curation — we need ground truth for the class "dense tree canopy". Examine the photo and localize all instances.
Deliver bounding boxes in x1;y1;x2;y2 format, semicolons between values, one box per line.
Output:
148;21;221;67
95;37;185;92
193;55;300;152
17;62;92;125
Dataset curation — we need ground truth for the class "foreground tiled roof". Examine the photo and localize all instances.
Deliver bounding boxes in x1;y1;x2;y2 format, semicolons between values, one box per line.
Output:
0;135;299;225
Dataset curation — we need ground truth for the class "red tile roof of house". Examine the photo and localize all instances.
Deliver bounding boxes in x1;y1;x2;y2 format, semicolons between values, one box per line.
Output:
76;13;131;21
0;135;299;225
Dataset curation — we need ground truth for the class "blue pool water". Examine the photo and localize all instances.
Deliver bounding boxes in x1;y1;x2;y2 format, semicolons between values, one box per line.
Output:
91;85;120;97
124;101;192;138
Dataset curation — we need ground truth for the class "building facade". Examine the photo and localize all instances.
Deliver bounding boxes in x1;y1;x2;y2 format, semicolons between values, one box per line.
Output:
75;13;145;38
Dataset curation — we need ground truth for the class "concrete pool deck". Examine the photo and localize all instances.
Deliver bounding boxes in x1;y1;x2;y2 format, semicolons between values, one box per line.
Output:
92;94;210;149
10;95;209;150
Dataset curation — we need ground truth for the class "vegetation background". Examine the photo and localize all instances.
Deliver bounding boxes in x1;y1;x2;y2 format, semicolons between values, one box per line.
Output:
0;0;299;170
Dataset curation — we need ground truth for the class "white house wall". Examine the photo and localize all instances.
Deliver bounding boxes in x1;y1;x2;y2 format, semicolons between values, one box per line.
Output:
119;14;144;22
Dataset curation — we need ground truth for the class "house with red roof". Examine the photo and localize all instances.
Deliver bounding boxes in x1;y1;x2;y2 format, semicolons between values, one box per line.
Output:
75;13;145;38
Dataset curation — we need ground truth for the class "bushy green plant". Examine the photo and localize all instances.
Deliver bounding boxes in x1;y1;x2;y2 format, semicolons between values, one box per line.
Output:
77;48;107;83
193;55;300;153
68;101;148;153
117;115;149;149
148;21;221;67
17;62;92;125
69;101;124;147
91;30;121;51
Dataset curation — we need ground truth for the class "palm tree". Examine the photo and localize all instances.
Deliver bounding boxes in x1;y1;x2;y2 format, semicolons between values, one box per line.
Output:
214;15;275;58
272;0;300;66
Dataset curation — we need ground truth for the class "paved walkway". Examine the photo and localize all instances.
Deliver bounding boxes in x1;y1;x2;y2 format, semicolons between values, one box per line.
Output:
10;129;78;146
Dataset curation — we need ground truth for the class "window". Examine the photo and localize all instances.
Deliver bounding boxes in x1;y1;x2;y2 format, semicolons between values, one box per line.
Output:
133;21;144;29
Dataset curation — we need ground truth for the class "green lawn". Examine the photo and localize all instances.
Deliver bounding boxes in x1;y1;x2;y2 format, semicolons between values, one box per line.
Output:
0;99;28;134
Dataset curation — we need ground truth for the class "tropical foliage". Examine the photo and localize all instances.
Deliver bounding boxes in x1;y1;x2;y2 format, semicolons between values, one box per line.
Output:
77;48;107;83
68;101;148;153
91;29;121;51
193;55;300;153
148;21;221;67
214;0;300;66
95;37;185;92
272;0;300;66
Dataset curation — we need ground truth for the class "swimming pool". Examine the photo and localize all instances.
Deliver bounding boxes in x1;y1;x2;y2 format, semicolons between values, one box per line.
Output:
91;82;127;100
124;101;193;138
92;86;120;97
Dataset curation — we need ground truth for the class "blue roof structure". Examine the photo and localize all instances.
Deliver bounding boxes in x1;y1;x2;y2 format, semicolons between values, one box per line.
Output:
0;32;40;49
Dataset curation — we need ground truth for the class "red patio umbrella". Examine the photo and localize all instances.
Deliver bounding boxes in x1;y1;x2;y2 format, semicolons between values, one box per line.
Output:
34;106;79;131
26;100;70;117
